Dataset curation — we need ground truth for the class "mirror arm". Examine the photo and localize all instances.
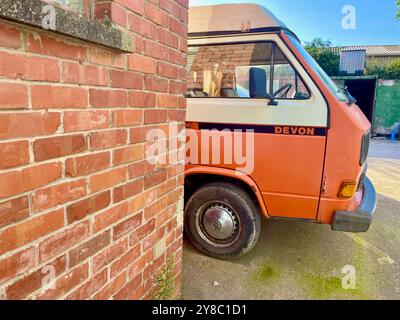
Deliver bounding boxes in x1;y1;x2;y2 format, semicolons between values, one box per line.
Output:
268;99;278;106
266;93;278;106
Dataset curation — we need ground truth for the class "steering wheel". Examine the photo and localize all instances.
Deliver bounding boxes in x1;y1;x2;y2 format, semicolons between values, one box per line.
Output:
273;83;293;98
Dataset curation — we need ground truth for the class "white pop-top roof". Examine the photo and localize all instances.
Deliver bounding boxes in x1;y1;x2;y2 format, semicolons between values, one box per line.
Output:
189;3;287;35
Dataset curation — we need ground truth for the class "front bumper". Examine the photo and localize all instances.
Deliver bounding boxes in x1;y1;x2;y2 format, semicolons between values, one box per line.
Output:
331;177;377;233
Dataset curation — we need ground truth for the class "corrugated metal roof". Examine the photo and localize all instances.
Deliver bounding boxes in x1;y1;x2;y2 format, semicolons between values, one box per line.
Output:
328;45;400;57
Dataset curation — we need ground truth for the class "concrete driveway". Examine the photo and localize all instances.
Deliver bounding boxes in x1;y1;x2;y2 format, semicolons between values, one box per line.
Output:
182;140;400;300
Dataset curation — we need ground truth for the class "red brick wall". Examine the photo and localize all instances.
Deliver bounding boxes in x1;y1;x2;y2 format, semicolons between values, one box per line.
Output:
0;0;187;300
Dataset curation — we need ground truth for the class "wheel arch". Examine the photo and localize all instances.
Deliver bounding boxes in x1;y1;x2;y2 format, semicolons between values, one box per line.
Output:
185;166;269;218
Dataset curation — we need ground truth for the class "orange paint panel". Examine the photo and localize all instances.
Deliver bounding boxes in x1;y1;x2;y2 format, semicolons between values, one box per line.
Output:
262;192;318;219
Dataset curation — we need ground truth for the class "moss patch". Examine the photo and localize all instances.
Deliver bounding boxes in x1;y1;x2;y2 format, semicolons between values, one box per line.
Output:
251;261;280;284
300;272;370;300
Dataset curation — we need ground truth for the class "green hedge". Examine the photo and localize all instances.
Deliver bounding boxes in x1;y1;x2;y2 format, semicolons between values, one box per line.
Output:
366;59;400;80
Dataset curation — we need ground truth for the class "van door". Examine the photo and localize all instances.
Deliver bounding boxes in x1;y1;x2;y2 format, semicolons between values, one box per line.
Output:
186;38;328;219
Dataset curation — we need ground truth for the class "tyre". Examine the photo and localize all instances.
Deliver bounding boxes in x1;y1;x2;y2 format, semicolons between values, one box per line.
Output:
184;182;261;259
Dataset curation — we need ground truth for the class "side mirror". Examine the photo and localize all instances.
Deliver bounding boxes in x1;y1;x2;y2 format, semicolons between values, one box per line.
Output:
249;67;277;105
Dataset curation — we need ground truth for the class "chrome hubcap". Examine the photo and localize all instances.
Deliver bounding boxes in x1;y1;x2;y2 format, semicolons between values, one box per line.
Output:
201;204;238;242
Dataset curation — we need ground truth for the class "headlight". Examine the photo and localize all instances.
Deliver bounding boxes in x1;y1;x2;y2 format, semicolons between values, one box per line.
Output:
360;131;370;166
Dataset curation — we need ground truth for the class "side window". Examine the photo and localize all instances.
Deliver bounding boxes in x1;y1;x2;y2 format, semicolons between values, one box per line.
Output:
187;42;310;100
273;45;310;99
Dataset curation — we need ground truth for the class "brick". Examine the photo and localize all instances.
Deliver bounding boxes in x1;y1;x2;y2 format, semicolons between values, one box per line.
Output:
113;145;143;165
168;109;186;122
32;179;87;212
144;197;167;220
69;231;111;267
63;62;109;86
66;269;107;300
36;263;89;300
90;167;126;193
112;110;143;127
144;75;168;92
67;191;111;224
169;80;184;94
39;221;90;262
160;0;181;16
93;271;126;300
92;202;129;233
113;213;143;240
114;0;144;15
87;47;127;69
0;83;28;109
110;244;141;277
0;196;29;229
145;41;169;60
111;70;143;89
32;85;87;109
128;160;155;179
113;273;142;300
0;112;60;140
95;2;127;27
170;17;187;37
113;179;144;203
129;91;156;108
66;152;110;177
0;162;62;198
0;247;35;285
177;96;186;108
179;37;188;53
155;206;175;229
92;238;128;273
128;54;157;73
0;52;60;82
64;111;110;132
0;209;64;255
5;255;67;300
129;219;156;246
0;23;21;48
127;189;156;213
157;178;177;197
89;89;127;108
0;140;30;169
90;129;127;150
33;135;87;161
143;227;166;251
167;163;184;179
158;61;178;79
127;249;153;279
158;28;179;48
144;109;168;124
157;94;178;108
144;2;170;27
130;124;168;144
27;33;86;61
135;35;145;54
144;169;167;188
167;188;183;206
168;48;186;65
130;17;159;41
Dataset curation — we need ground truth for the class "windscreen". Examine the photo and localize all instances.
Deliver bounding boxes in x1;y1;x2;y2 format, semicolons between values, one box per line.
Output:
285;33;348;102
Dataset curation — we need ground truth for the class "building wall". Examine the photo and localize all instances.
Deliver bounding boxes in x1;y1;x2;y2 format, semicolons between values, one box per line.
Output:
0;0;187;300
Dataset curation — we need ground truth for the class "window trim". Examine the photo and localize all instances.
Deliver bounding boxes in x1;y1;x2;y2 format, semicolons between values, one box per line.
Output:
187;40;312;101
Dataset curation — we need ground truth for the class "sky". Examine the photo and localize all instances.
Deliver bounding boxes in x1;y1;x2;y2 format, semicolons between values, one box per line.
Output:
189;0;400;46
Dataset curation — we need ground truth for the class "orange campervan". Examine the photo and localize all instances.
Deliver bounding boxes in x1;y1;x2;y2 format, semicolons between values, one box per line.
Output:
184;4;377;259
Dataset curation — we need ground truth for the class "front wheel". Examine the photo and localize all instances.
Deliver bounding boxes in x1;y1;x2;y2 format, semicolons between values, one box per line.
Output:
185;182;261;259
